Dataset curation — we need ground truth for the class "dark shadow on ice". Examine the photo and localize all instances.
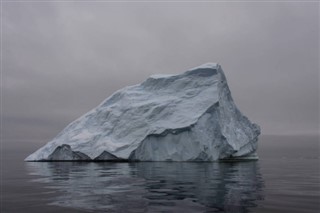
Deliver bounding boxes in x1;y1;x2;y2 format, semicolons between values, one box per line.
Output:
25;161;264;213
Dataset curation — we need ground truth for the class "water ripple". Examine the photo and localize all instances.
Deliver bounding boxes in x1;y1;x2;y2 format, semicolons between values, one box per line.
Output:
26;162;264;213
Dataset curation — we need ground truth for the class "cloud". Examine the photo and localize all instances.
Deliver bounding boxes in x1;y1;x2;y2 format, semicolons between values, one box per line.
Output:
2;2;319;141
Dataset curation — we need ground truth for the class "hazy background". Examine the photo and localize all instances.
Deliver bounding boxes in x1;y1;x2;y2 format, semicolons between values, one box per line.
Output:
1;1;319;144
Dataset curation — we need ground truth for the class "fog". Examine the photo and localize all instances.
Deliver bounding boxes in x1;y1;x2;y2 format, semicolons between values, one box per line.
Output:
2;1;319;142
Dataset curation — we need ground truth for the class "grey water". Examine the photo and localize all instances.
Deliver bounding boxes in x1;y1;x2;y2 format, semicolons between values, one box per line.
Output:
1;135;319;213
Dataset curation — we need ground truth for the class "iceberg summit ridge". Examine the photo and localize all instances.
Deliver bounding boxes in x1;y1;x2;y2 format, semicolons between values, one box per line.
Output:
25;63;260;162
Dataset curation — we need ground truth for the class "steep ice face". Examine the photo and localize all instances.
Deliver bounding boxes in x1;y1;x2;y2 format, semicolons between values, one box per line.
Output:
25;63;260;162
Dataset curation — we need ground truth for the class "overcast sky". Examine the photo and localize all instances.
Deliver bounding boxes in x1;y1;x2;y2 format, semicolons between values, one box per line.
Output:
2;1;319;143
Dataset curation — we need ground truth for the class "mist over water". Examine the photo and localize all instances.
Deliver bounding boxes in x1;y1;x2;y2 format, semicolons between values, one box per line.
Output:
2;135;320;213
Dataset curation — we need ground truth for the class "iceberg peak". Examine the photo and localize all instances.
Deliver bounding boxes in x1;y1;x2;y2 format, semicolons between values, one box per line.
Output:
189;62;219;70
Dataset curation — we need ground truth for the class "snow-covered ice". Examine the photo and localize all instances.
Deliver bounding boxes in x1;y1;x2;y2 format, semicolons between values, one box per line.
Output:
25;63;260;161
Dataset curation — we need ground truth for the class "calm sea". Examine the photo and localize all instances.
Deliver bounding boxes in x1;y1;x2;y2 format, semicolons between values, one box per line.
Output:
1;135;319;213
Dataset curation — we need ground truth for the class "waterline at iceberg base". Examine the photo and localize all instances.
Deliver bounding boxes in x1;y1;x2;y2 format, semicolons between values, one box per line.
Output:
25;63;260;162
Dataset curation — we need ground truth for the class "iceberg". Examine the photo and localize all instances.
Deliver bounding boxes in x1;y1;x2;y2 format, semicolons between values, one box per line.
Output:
25;63;260;162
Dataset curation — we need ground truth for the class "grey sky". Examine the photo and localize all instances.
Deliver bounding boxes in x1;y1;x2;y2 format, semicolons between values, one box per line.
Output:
2;1;319;143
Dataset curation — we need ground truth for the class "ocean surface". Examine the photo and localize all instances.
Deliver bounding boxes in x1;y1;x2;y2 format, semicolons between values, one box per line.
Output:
1;135;319;213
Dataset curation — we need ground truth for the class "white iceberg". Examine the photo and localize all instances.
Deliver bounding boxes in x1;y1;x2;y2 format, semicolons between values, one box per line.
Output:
25;63;260;162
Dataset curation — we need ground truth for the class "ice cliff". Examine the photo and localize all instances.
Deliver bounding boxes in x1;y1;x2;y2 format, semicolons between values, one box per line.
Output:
25;63;260;162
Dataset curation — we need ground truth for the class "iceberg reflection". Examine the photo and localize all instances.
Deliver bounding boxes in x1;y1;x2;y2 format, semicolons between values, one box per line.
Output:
26;162;264;212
